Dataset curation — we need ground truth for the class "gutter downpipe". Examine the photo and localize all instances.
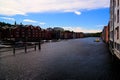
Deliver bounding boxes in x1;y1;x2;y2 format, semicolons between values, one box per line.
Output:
113;0;115;54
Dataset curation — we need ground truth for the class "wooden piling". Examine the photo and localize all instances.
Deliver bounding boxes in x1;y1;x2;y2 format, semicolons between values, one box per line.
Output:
38;41;41;50
34;43;36;51
25;42;27;53
13;45;15;55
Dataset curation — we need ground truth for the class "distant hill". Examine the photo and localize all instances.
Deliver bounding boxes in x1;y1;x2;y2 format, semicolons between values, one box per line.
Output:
84;32;101;37
0;22;12;27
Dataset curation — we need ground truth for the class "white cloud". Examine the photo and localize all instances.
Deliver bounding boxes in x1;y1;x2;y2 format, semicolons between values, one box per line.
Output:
39;22;46;25
64;10;81;15
23;19;46;25
0;0;109;16
23;19;37;23
62;26;101;33
0;17;15;21
74;11;81;15
96;24;105;28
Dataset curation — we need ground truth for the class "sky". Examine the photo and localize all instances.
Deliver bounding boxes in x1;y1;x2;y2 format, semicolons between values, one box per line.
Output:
0;0;110;33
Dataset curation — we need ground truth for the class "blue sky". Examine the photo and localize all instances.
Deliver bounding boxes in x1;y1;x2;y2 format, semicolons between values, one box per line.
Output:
0;0;109;33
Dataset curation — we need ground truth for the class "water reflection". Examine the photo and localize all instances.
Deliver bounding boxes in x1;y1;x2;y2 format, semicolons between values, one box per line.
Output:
0;38;120;80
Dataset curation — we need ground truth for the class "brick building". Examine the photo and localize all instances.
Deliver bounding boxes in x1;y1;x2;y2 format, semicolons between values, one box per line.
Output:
102;25;109;43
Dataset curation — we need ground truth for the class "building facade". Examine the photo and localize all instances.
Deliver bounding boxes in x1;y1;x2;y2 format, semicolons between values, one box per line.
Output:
110;0;120;59
102;25;109;43
0;24;85;42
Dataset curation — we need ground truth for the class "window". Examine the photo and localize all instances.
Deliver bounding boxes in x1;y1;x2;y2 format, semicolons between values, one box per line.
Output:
114;0;116;7
114;13;116;22
117;43;119;51
118;0;119;6
116;26;119;39
117;9;119;23
110;31;114;39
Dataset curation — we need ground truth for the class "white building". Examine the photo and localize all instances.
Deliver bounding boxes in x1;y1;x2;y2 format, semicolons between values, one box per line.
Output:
110;0;120;59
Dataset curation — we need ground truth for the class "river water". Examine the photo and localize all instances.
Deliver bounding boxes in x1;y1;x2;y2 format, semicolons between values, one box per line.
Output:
0;37;120;80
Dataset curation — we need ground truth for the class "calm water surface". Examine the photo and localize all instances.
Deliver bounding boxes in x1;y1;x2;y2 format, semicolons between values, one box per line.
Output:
0;37;120;80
